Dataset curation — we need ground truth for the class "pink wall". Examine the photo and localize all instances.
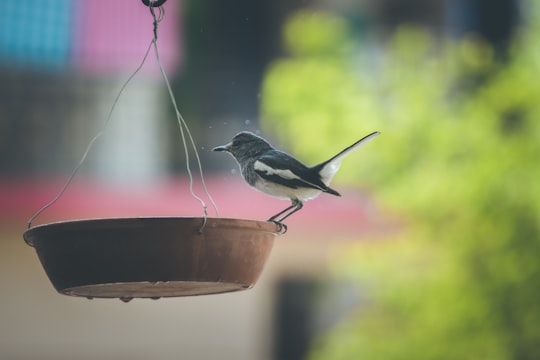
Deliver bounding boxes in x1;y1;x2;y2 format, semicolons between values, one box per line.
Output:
72;0;182;75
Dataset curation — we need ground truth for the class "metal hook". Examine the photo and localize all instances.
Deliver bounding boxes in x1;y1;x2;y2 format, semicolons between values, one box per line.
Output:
142;0;167;7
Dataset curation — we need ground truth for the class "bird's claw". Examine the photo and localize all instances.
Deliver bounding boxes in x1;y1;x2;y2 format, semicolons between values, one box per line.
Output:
269;220;288;234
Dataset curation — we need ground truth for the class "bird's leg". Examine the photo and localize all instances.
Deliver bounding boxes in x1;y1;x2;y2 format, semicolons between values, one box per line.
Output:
277;200;303;222
268;200;298;222
267;199;303;233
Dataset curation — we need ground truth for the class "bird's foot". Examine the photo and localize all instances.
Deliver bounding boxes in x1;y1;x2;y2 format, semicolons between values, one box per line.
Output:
269;220;288;234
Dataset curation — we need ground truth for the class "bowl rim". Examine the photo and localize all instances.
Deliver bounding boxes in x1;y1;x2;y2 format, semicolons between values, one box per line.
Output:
23;216;281;247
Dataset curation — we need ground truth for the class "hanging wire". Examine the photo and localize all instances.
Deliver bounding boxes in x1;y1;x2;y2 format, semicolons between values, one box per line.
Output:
27;42;155;229
27;2;218;228
149;5;219;225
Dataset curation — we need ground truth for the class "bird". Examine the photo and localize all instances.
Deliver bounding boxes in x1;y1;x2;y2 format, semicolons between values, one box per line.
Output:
213;130;380;228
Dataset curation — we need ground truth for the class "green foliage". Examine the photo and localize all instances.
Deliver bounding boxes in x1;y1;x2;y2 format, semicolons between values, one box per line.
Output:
261;10;540;360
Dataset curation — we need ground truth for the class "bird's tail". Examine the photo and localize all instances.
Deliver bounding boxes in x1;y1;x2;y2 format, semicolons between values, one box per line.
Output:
313;131;380;185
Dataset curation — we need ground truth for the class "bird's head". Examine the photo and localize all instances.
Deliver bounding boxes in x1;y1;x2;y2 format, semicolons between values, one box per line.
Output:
213;131;273;162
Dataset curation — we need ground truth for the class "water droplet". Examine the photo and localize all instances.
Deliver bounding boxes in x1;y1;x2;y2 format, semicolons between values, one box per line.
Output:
119;297;133;303
208;125;213;129
230;168;237;174
244;119;251;126
223;121;228;125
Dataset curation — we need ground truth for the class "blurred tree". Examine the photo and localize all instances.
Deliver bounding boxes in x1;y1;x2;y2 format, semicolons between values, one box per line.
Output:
261;8;540;360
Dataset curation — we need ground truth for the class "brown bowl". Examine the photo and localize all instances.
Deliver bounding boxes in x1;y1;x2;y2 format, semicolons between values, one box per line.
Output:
23;217;279;300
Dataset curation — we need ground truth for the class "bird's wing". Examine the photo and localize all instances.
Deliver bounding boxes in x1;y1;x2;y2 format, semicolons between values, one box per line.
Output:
314;131;380;185
254;151;331;192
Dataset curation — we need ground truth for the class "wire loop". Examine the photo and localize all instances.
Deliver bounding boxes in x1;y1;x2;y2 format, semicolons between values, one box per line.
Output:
142;0;167;7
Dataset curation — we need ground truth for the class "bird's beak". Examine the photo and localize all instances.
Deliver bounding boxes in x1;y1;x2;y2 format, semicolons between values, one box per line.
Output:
212;143;231;152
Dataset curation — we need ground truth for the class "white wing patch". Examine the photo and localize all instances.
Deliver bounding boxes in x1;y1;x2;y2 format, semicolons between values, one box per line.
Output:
254;160;301;180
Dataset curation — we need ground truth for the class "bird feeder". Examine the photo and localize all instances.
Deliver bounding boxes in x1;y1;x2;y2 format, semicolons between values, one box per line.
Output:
22;0;281;301
23;217;278;300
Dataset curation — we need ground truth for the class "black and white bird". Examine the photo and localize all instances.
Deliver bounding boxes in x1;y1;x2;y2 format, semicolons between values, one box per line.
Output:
213;131;380;226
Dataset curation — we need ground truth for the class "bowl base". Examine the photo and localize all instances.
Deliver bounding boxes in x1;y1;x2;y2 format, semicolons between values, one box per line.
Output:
62;280;252;300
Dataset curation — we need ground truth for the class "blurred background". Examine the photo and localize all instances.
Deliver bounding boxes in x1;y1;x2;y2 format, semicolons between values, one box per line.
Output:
1;0;539;359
